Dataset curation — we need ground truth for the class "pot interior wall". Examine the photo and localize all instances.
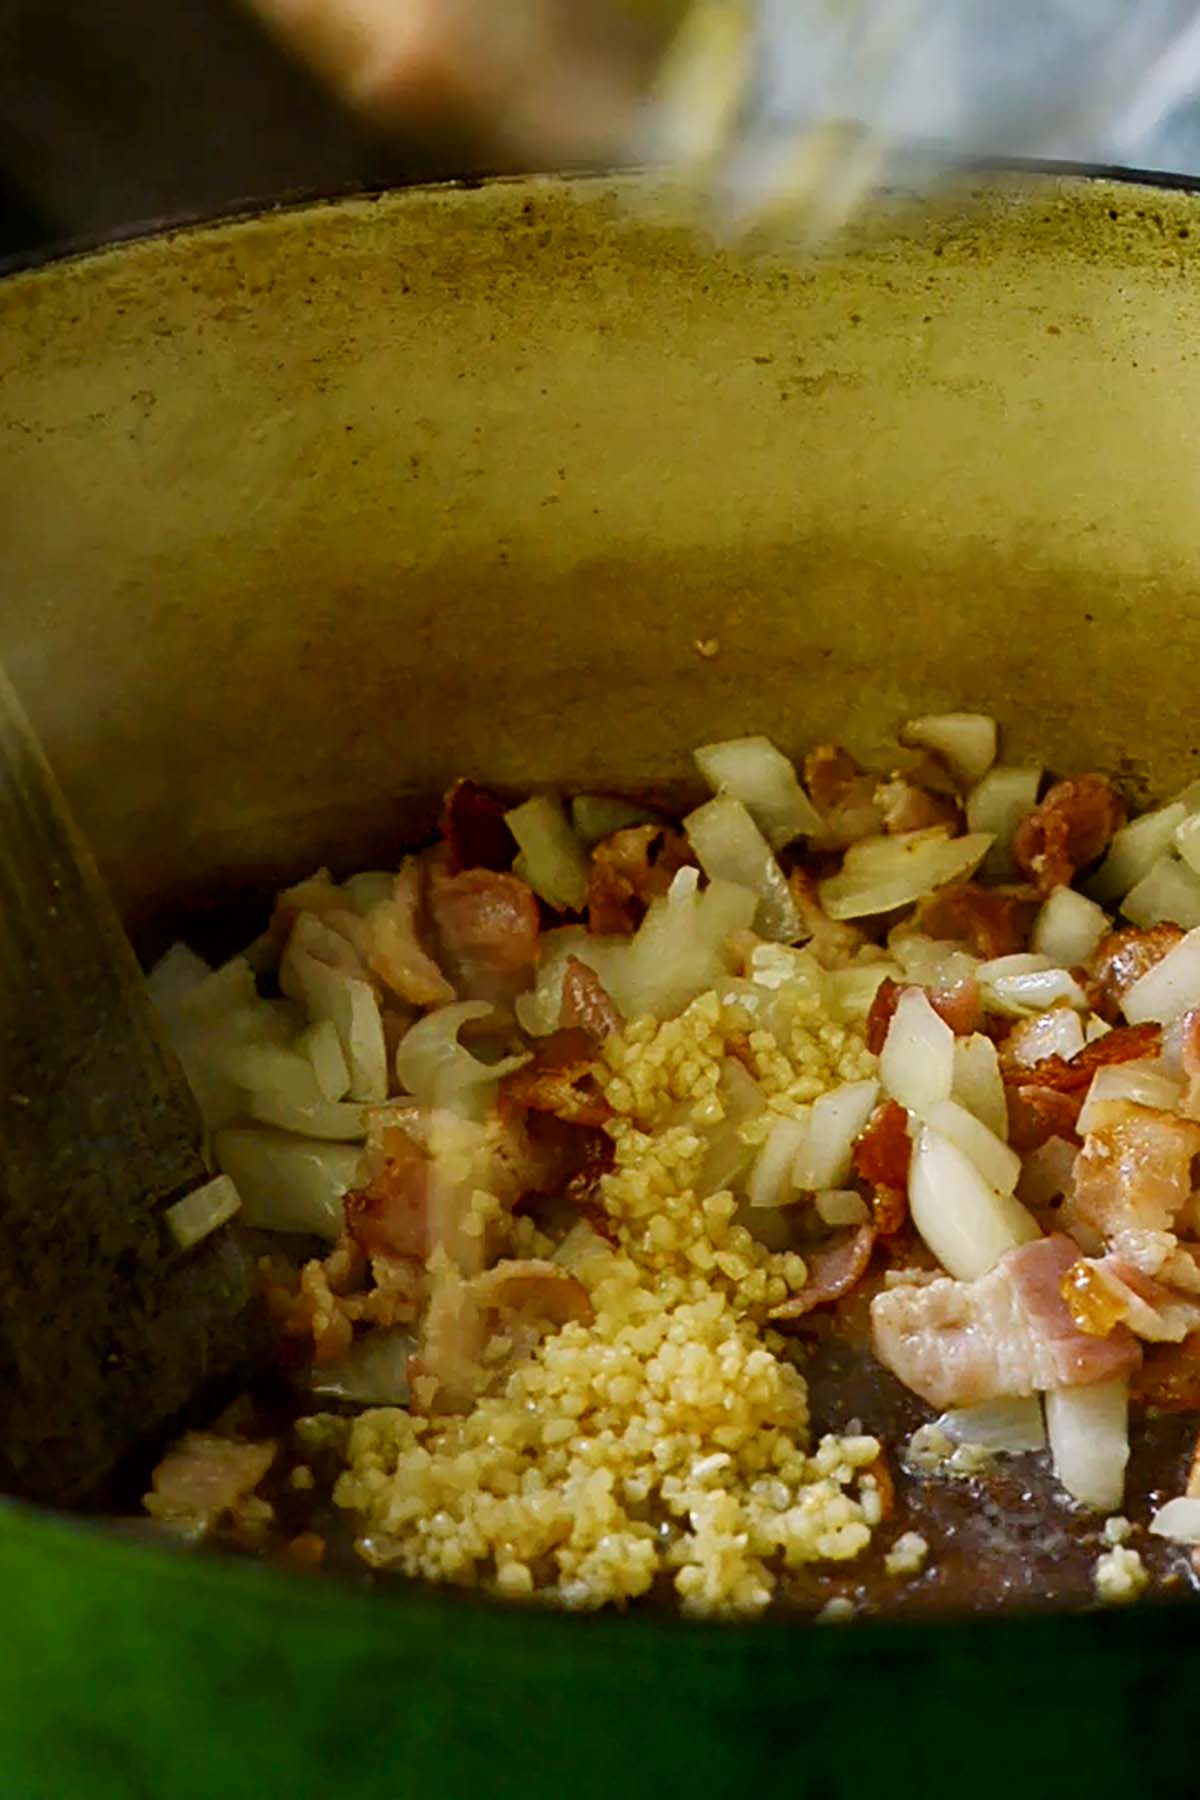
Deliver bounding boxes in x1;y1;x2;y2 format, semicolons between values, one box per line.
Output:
2;173;1200;947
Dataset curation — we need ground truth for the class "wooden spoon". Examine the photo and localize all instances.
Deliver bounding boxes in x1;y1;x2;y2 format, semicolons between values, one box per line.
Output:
0;667;261;1507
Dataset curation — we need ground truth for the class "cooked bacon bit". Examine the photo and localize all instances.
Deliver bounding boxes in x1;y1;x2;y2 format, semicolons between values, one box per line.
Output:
471;1258;594;1327
283;1532;328;1570
361;863;455;1007
564;1130;618;1244
500;1028;612;1127
875;777;963;837
803;744;882;849
852;1100;911;1231
438;778;516;874
916;881;1039;960
787;868;870;968
586;825;693;936
1013;774;1126;895
1005;1083;1084;1153
1133;1335;1200;1411
428;862;540;1000
870;1234;1140;1410
344;1129;430;1262
559;955;622;1042
865;978;980;1055
768;1225;877;1320
1004;1022;1162;1096
1085;924;1186;1022
146;1434;276;1523
1065;1099;1200;1265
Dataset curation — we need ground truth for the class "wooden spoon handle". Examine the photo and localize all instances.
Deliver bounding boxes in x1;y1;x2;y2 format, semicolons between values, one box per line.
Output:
0;668;259;1506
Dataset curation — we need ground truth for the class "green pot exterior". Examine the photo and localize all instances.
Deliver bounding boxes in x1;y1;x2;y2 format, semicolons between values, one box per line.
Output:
2;171;1199;1793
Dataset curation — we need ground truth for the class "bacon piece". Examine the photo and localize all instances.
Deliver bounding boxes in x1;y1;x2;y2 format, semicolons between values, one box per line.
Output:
1006;1084;1084;1153
1013;774;1126;895
145;1434;276;1525
916;881;1039;960
585;825;693;936
563;1129;618;1244
500;1028;612;1127
359;862;455;1007
427;861;540;1004
344;1128;431;1261
559;955;622;1042
870;1233;1141;1410
865;977;981;1055
803;744;882;849
1001;1023;1163;1151
438;778;516;874
1085;924;1186;1023
851;1100;911;1235
1063;1098;1200;1275
1060;1254;1200;1343
768;1225;876;1319
1133;1334;1200;1410
875;777;963;838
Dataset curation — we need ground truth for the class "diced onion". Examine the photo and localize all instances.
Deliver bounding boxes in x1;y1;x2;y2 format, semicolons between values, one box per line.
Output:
978;953;1087;1015
937;1396;1046;1454
1175;811;1200;876
920;1098;1021;1195
1121;853;1200;930
1006;1008;1086;1068
147;942;213;1021
793;1078;880;1190
164;1174;241;1249
965;765;1042;878
506;795;590;912
342;871;396;915
818;828;993;921
697;1058;767;1196
621;871;759;1019
693;734;824;849
747;1114;810;1209
1076;1062;1184;1134
214;1127;362;1238
175;955;260;1026
1087;801;1189;905
1148;1496;1200;1543
899;712;997;788
247;1089;368;1142
1032;887;1110;968
281;918;388;1104
570;795;660;847
823;962;901;1022
1045;1378;1129;1512
879;988;954;1113
889;931;979;990
1123;924;1200;1024
908;1127;1040;1279
395;1001;529;1107
299;1018;351;1102
815;1189;871;1227
950;1033;1009;1140
684;794;801;941
308;1329;415;1405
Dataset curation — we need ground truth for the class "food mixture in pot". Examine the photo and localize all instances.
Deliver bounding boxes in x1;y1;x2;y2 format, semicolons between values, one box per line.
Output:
140;717;1200;1617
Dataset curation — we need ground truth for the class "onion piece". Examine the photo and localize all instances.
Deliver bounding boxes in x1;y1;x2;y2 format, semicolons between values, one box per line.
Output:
920;1098;1021;1195
815;1189;871;1227
395;1001;529;1107
308;1330;415;1405
951;1033;1009;1140
1121;853;1200;930
214;1128;361;1238
889;932;979;991
1076;1062;1184;1134
1032;887;1110;968
342;871;396;915
908;1127;1040;1280
164;1174;241;1249
746;1114;810;1208
793;1079;880;1190
1045;1377;1129;1512
818;828;993;922
965;765;1042;879
570;795;660;847
1087;801;1189;905
1123;924;1200;1024
1148;1496;1200;1544
175;955;260;1026
505;795;589;912
937;1396;1046;1454
684;794;801;941
1174;811;1200;876
698;1058;767;1196
978;953;1087;1016
247;1089;368;1142
693;734;823;849
879;988;954;1113
899;713;997;788
823;962;901;1022
299;1018;352;1102
621;870;758;1018
281;918;388;1104
147;942;213;1020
